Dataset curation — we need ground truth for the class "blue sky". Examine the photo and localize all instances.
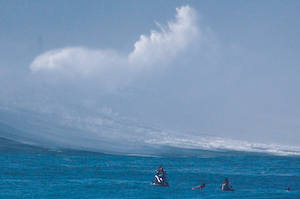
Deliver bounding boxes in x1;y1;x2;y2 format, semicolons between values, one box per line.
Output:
1;1;299;52
1;1;300;150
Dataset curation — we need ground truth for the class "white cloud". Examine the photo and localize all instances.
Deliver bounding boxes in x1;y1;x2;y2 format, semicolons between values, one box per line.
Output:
129;5;199;68
29;47;129;90
29;5;201;90
30;47;124;76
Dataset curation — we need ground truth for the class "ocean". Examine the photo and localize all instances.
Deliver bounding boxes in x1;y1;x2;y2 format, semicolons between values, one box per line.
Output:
1;137;299;198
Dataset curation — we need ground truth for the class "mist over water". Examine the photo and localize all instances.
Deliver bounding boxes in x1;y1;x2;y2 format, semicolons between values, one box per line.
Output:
1;5;300;155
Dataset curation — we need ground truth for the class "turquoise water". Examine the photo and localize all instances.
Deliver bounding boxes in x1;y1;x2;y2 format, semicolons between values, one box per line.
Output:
1;138;299;198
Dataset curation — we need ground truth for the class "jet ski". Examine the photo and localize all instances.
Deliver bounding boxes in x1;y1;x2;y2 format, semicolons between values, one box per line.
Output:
222;186;235;191
151;180;169;187
151;173;169;187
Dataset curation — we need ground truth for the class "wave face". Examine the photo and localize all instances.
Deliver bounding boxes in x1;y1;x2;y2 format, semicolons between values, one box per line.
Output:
1;106;300;156
1;5;300;155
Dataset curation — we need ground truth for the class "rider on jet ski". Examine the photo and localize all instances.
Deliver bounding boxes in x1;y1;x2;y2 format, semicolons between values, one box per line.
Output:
221;178;234;191
155;166;167;184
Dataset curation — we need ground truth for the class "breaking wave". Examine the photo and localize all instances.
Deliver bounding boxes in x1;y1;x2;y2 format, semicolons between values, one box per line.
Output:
2;5;299;157
1;106;300;156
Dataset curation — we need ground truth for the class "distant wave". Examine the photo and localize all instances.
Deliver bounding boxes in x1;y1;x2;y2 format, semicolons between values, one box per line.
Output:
144;133;300;156
1;107;300;156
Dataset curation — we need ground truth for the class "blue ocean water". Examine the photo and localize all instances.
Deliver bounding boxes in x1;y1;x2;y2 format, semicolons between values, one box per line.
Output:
1;138;299;198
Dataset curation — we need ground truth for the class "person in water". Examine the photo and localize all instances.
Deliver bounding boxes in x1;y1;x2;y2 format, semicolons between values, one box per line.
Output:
286;187;291;192
155;166;166;183
192;183;205;190
221;178;233;191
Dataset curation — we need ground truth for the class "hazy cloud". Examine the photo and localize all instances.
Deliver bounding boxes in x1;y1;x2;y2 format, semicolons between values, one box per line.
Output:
129;5;199;68
29;5;201;91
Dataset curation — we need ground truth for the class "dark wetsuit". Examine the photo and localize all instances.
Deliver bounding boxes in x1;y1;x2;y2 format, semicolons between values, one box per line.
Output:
222;182;230;190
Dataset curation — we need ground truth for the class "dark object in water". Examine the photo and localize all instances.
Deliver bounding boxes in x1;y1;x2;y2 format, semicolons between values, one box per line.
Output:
151;181;169;187
221;178;235;191
222;186;235;191
192;183;205;190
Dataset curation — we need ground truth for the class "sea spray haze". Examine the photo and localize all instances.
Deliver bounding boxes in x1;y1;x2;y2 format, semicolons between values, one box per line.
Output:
1;2;300;154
